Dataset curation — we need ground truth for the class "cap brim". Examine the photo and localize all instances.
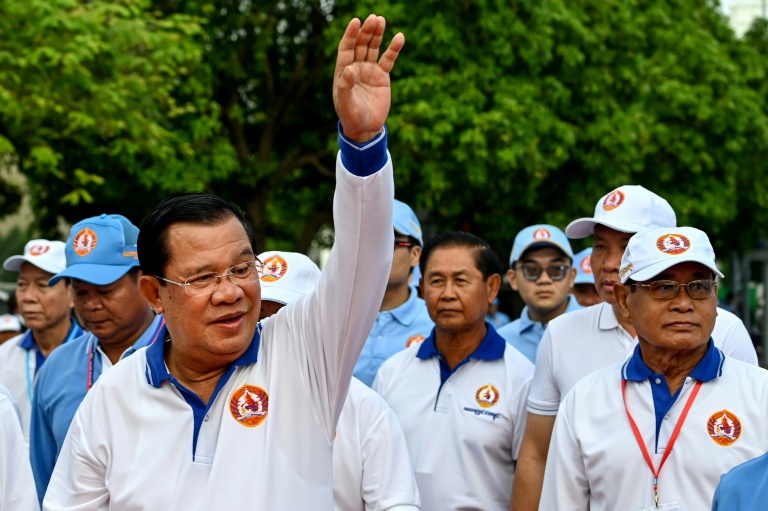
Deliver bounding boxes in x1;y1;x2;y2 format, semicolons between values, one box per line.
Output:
623;259;724;284
565;217;650;239
512;241;573;264
260;286;304;306
3;256;63;275
49;264;134;286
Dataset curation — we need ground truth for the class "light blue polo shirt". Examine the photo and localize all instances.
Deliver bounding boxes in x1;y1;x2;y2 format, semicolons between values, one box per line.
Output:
30;314;165;504
713;452;768;510
353;287;433;387
497;295;582;363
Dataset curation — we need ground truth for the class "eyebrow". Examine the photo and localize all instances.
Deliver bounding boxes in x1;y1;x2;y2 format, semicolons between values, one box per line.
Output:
185;248;255;276
520;257;568;264
426;269;471;278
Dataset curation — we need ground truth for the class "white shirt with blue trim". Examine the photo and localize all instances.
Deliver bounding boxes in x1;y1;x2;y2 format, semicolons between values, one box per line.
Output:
0;384;39;511
374;325;533;511
541;343;768;510
43;129;394;510
528;302;757;416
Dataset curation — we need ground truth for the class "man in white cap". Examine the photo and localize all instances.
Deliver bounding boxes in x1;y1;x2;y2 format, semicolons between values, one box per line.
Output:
258;250;420;511
0;240;84;444
511;185;757;511
497;224;581;364
571;248;602;307
540;227;768;510
353;199;433;387
30;214;162;503
0;384;38;510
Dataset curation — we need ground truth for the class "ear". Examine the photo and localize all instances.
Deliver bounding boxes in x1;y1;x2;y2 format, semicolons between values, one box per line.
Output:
566;267;577;290
410;245;422;269
139;275;165;314
487;274;501;305
613;283;632;322
507;268;519;292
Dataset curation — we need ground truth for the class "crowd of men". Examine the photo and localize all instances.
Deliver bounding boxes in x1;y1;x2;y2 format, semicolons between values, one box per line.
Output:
1;12;767;511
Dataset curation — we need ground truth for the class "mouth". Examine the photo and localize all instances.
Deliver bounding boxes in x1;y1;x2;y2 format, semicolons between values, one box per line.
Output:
212;312;247;327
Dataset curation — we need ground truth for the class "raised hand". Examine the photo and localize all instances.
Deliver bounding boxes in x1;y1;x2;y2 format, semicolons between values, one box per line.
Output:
333;15;405;143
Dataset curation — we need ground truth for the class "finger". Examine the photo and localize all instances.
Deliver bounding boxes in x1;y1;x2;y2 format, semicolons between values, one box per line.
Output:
335;18;361;78
365;16;386;63
377;32;405;74
354;14;378;63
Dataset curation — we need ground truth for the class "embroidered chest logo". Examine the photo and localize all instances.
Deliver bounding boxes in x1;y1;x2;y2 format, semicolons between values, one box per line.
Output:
533;228;551;240
580;256;592;274
656;234;691;255
28;244;51;256
406;334;425;348
260;256;288;282
73;228;98;256
230;385;269;428
475;384;500;408
602;190;625;211
707;409;741;446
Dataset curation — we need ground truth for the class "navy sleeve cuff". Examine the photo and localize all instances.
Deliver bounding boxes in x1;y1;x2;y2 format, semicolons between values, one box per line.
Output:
338;123;388;177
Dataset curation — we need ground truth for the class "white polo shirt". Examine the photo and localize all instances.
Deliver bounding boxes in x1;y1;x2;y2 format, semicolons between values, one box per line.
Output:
0;384;39;511
528;302;757;415
541;344;768;510
374;326;533;511
43;138;394;510
333;378;420;511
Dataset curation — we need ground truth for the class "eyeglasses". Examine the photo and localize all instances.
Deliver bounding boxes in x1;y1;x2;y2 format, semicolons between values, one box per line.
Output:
156;260;263;297
395;240;414;249
517;264;571;282
631;280;717;300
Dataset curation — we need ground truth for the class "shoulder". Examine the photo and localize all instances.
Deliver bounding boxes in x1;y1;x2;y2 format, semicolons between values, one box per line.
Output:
564;361;624;401
346;378;390;414
720;452;768;485
549;303;601;329
375;342;423;384
0;334;22;356
502;343;535;373
44;334;90;366
497;318;522;339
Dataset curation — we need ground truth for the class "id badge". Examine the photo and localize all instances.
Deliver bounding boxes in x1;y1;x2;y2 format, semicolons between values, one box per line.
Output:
636;501;682;511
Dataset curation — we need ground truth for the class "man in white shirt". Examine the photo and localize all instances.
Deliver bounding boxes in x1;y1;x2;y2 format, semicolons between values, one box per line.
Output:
44;15;403;510
258;250;420;511
0;384;39;511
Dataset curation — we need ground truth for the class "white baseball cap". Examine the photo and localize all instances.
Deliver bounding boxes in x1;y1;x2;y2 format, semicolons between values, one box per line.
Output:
566;185;676;239
619;227;724;284
3;239;67;275
0;314;21;333
258;251;321;305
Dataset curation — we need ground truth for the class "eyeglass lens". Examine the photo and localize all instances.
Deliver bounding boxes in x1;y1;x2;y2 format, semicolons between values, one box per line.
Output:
646;280;716;300
520;264;569;282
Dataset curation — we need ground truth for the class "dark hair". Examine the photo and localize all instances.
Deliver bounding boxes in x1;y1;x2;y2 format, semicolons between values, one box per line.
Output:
138;193;256;280
420;231;501;280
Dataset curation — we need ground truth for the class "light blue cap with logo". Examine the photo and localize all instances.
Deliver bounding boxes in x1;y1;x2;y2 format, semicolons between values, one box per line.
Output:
49;214;140;286
574;248;595;285
393;199;423;247
509;224;574;266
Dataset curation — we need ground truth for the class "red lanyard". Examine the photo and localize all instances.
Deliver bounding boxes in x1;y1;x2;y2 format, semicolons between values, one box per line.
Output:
622;378;703;508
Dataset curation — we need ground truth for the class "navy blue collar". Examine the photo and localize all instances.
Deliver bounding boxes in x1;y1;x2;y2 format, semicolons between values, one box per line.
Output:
19;320;81;351
145;323;262;388
622;338;724;382
416;322;506;361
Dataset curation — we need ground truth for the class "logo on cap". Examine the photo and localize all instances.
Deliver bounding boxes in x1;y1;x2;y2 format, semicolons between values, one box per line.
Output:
533;228;551;240
580;256;592;274
406;334;426;348
28;244;50;256
230;384;269;428
73;228;98;256
707;409;741;446
475;385;500;409
656;234;690;255
602;190;625;211
260;256;288;283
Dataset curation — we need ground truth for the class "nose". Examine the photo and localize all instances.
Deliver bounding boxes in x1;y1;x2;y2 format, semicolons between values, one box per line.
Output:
536;270;554;284
210;274;243;303
669;285;695;311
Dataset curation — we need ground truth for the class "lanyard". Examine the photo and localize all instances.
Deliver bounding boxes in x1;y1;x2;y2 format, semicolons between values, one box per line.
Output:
86;317;166;391
622;379;703;507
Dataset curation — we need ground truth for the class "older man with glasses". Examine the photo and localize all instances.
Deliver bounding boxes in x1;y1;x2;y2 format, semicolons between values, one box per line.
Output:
540;227;768;510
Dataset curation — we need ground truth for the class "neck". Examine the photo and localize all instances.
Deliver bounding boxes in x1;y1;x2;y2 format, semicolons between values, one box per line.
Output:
639;340;709;395
380;284;410;312
434;323;487;370
612;302;637;337
165;344;228;405
33;317;72;357
100;311;156;365
529;297;570;324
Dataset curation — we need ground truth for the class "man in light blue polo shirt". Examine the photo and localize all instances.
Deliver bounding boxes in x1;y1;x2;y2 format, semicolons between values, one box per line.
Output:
30;214;164;503
497;225;581;363
353;199;433;387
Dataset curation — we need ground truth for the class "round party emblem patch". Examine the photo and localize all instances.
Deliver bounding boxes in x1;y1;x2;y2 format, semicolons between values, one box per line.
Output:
580;256;592;274
230;385;269;428
533;228;551;240
28;244;50;256
708;409;741;446
475;385;500;409
602;190;625;211
656;234;691;255
406;334;425;348
260;256;288;283
73;228;98;256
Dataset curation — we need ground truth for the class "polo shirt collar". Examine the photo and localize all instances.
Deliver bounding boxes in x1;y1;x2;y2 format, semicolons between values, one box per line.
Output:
416;322;506;361
389;287;423;326
518;296;582;333
598;302;622;331
622;339;723;382
18;329;36;351
145;322;262;388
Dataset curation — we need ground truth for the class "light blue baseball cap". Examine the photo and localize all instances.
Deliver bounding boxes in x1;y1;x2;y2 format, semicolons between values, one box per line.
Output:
509;224;574;266
393;199;423;247
574;248;595;285
49;214;141;286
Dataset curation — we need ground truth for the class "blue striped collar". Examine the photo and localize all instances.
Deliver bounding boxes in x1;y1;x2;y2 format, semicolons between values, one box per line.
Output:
417;322;506;361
